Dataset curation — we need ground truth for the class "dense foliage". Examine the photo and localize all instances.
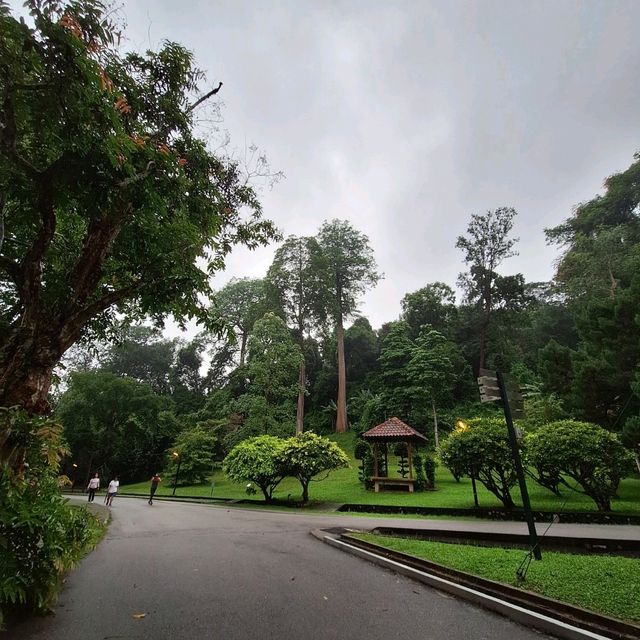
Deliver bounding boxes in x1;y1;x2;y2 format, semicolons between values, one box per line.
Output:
526;421;635;511
439;418;518;508
0;0;277;417
164;425;217;486
0;408;103;625
223;435;287;502
277;432;350;502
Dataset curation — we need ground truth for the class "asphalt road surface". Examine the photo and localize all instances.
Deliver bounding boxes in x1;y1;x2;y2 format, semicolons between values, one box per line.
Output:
12;498;554;640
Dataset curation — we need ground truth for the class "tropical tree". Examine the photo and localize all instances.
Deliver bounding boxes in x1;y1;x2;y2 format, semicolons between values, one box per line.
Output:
165;426;217;486
456;207;519;370
0;1;277;427
246;313;303;414
215;278;270;366
266;236;327;433
55;371;179;482
526;420;635;511
101;325;176;395
407;327;463;447
223;435;287;502
317;220;380;432
439;418;518;509
277;432;349;502
401;282;457;339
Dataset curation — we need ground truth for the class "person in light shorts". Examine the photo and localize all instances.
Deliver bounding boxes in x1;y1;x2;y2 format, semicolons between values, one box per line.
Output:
106;476;119;506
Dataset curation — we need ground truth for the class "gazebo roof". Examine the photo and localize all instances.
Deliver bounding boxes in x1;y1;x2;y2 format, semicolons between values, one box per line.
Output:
361;417;428;443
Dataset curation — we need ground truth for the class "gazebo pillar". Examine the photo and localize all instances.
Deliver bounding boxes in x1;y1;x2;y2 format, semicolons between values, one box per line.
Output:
373;442;379;478
407;442;413;480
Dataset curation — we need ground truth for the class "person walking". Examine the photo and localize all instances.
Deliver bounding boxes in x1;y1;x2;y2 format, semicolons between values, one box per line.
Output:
148;474;162;505
106;476;119;506
87;472;100;502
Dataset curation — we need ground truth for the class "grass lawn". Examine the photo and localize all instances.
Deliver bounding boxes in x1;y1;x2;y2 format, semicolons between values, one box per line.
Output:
122;432;640;513
351;533;640;623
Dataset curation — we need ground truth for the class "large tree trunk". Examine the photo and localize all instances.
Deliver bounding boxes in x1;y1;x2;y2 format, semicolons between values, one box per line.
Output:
432;399;439;449
0;324;63;413
478;309;490;371
335;316;347;433
239;331;248;367
296;359;305;435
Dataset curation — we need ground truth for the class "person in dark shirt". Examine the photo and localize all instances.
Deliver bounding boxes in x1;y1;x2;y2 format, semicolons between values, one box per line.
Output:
148;474;162;505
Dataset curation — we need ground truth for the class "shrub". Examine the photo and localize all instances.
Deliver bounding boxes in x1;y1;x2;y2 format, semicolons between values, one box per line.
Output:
424;454;437;489
412;452;426;491
526;420;635;511
223;435;286;502
354;440;372;487
393;442;409;478
0;408;103;625
277;433;349;502
439;417;518;509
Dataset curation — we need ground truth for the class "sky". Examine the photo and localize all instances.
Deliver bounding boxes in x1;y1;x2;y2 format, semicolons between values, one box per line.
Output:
44;1;640;334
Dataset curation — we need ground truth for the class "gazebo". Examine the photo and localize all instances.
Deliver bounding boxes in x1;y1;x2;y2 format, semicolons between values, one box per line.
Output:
361;417;428;493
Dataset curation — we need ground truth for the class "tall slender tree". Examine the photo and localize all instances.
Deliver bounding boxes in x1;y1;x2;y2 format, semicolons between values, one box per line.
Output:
266;236;327;433
456;207;519;371
317;220;380;432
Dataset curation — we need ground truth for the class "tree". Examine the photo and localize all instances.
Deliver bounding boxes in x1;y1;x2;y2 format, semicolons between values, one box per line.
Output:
56;371;178;482
439;418;518;509
377;321;414;423
546;155;640;426
215;278;270;367
102;325;176;395
407;327;463;448
456;207;519;370
317;220;380;432
621;416;640;474
246;313;303;415
401;282;457;339
277;432;349;502
165;426;217;485
0;1;277;422
223;435;287;502
526;421;635;511
266;236;327;433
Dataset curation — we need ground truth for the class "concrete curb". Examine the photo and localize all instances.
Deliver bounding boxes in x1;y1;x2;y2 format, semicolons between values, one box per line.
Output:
312;529;617;640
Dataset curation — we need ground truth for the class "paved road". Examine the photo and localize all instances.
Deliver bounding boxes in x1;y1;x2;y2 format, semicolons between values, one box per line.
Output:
12;498;558;640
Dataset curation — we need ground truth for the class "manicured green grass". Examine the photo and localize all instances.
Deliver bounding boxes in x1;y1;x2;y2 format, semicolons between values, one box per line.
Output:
351;533;640;623
122;432;640;512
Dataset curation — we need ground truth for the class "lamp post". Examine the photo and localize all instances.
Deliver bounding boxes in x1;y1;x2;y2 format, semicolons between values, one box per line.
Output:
455;420;479;507
172;451;181;496
72;462;78;492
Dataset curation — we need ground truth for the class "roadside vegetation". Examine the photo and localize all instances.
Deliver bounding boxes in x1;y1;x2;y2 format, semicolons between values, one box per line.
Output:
121;432;640;513
351;533;640;623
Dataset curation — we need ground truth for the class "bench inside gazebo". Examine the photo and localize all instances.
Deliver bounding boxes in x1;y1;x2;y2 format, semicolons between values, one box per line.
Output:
361;417;428;492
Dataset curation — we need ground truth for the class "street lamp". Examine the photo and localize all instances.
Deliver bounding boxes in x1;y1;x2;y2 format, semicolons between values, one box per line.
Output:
72;463;78;492
172;451;181;496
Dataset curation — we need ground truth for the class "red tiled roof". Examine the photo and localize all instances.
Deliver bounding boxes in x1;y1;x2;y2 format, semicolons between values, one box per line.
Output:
361;417;428;442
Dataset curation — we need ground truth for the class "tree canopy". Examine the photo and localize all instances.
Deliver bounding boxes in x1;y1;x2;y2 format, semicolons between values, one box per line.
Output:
0;0;277;415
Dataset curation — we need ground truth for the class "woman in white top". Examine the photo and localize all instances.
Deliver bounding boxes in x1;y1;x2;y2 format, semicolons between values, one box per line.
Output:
106;477;119;506
87;472;100;502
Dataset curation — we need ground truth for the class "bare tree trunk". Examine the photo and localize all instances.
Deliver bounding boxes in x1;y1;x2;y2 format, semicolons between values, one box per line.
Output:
478;309;490;371
239;331;248;367
335;316;347;433
432;399;439;449
296;360;305;435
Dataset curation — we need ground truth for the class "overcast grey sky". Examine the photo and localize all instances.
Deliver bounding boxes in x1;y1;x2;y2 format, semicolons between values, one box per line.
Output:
99;1;640;331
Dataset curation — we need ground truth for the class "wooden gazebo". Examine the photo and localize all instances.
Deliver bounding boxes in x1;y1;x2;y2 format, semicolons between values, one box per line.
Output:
362;417;428;493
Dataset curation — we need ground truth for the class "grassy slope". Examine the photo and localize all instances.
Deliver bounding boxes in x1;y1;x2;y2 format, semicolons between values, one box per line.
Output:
352;533;640;623
122;432;640;512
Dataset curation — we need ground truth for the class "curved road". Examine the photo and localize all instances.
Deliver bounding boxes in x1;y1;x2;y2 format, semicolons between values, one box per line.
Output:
13;498;553;640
